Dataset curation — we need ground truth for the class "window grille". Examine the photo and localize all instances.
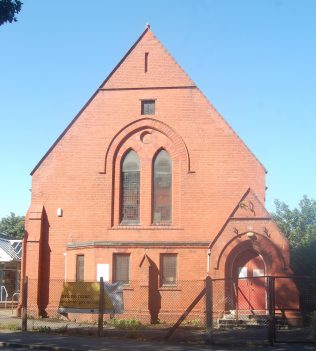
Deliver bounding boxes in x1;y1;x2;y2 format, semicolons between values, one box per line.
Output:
161;254;177;286
153;150;172;224
113;254;130;284
121;151;140;224
76;255;84;282
141;100;155;115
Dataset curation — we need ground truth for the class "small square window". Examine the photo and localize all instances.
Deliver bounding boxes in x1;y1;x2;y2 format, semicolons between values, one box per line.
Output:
160;254;177;286
113;254;130;284
141;100;155;115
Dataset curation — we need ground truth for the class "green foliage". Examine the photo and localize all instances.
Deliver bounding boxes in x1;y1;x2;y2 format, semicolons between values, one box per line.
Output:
0;212;25;239
0;322;21;330
0;0;23;26
272;196;316;275
106;318;142;330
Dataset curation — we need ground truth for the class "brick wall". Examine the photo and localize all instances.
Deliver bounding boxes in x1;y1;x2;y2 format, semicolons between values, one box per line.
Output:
23;28;294;318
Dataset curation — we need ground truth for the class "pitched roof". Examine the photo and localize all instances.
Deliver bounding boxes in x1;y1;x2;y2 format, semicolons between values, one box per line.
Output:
30;26;265;175
100;26;195;89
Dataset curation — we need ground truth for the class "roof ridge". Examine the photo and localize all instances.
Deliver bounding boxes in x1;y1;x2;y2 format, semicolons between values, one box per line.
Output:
30;26;266;176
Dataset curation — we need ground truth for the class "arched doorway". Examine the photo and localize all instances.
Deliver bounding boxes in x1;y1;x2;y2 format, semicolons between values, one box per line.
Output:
232;249;266;314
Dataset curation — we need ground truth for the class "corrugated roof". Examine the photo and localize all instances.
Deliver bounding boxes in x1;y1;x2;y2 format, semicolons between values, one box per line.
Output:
10;241;22;259
0;234;22;261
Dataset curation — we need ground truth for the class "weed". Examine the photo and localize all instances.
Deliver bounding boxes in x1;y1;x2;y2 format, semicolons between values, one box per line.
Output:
32;326;52;333
0;323;21;331
183;318;202;327
106;318;142;330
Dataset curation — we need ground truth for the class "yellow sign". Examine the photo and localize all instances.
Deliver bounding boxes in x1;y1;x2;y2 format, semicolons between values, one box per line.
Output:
58;282;114;313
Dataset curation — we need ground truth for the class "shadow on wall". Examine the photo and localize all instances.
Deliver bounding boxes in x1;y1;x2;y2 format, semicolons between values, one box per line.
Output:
38;208;51;318
147;257;161;324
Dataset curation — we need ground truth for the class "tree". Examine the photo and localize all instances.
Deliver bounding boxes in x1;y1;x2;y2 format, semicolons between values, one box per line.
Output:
0;0;23;26
272;195;316;275
0;212;25;239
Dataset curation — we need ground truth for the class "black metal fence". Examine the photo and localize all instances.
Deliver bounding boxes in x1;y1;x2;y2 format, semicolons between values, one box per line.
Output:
0;275;315;345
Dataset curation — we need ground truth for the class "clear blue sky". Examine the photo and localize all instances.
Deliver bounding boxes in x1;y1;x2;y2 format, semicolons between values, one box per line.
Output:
1;0;315;219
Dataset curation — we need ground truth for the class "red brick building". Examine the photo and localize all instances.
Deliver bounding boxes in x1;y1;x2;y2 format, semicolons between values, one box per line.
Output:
23;26;300;324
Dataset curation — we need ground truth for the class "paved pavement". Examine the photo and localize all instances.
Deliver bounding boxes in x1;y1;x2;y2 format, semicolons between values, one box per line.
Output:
2;330;205;351
0;331;315;351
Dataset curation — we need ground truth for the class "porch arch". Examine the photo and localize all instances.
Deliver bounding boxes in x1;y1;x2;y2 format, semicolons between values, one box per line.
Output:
214;231;287;275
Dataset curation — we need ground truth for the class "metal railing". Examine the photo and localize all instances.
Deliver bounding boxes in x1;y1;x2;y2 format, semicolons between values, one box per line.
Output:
0;285;8;308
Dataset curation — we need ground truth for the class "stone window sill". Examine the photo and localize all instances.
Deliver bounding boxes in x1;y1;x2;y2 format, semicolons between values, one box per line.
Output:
158;286;181;291
109;225;183;230
122;286;134;291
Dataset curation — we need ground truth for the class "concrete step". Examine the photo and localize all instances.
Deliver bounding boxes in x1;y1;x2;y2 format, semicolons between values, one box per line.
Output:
0;301;18;309
218;312;269;328
218;312;288;329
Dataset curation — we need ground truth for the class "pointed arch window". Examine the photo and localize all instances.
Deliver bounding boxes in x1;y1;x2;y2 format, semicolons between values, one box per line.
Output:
153;150;172;224
121;150;140;224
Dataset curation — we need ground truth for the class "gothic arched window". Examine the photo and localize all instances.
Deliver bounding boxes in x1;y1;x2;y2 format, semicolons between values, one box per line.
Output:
153;150;172;224
121;150;140;224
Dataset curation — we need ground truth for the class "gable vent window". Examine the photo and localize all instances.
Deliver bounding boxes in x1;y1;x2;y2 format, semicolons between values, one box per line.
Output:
145;52;149;73
141;100;155;115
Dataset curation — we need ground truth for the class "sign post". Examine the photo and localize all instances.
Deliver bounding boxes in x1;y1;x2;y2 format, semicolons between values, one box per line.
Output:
22;276;28;332
98;277;104;337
